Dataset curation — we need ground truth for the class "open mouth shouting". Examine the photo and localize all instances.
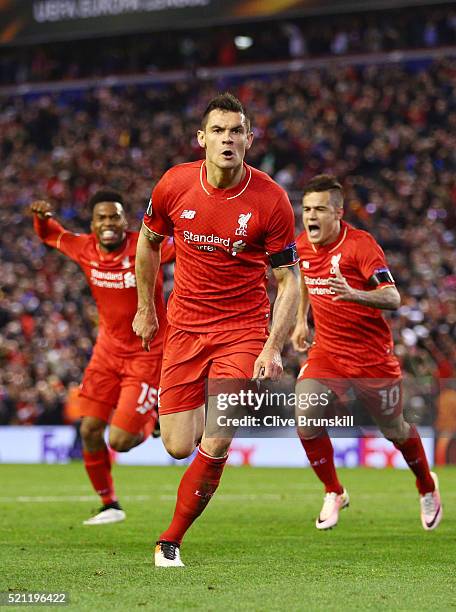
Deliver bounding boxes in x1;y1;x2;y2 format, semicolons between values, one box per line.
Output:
99;229;121;245
221;149;235;160
307;223;321;240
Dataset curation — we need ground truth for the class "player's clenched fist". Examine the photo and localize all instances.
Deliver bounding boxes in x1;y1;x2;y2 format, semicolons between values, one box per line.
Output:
30;200;53;218
132;307;159;351
253;345;283;381
291;321;311;352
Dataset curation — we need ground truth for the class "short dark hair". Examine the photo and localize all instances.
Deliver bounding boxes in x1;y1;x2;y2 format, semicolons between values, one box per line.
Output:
88;190;126;210
201;92;251;131
303;175;343;197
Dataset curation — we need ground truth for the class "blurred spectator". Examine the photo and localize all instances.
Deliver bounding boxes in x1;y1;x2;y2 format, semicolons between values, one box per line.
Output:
281;23;307;59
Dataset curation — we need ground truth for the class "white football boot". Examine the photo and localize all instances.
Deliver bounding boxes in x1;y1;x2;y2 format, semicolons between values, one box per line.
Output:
316;488;350;530
420;471;443;531
83;504;126;525
155;541;185;567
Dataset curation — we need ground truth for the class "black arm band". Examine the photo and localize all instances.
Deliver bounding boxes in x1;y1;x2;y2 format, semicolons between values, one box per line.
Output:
268;243;298;268
370;268;395;286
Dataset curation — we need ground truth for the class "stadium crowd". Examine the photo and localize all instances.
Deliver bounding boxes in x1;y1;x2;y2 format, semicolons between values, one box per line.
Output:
0;56;455;426
0;4;456;86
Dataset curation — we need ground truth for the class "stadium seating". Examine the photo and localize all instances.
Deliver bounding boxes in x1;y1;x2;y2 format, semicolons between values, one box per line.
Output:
0;55;454;425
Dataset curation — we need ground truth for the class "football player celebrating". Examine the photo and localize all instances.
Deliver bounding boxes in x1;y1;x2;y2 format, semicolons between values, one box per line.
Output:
133;93;300;566
291;174;442;532
31;191;174;525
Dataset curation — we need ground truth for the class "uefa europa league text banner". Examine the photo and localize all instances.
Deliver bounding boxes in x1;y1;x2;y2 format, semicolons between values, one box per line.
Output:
0;0;444;46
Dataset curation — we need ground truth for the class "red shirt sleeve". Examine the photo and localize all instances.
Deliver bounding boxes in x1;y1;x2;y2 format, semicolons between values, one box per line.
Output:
264;191;298;259
160;236;175;264
356;232;395;288
143;172;174;237
33;216;86;261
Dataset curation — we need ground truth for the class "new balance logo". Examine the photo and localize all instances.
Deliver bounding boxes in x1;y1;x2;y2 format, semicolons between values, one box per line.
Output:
180;209;196;219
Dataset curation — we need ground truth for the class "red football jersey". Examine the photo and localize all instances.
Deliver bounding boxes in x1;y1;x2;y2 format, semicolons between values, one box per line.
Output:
296;221;396;366
34;217;174;357
143;160;297;332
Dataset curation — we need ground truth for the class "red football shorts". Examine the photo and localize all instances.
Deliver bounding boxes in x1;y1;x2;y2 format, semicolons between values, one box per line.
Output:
158;325;267;415
78;344;161;435
297;345;403;422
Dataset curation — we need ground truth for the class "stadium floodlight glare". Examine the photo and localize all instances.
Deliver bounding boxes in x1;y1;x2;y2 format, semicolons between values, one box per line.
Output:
234;36;253;50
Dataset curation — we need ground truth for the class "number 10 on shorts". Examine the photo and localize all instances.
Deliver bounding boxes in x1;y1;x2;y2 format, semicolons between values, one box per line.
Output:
378;384;400;416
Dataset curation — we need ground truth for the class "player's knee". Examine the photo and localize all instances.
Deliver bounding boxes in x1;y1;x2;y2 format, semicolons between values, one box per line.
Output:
162;437;196;460
160;414;203;458
167;446;195;460
80;418;105;445
297;426;324;440
296;407;324;440
379;418;410;444
109;432;137;452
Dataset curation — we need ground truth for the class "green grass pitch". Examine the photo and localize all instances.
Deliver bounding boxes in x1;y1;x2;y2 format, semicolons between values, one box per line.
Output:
0;463;455;611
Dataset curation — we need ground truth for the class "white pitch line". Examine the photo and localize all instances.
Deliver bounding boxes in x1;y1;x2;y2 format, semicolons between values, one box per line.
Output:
158;493;281;502
0;493;282;503
0;494;151;503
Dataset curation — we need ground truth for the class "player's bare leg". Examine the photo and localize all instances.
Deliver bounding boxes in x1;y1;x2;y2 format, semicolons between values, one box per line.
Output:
155;405;232;567
109;427;142;452
109;420;159;452
80;415;125;525
375;413;442;530
160;407;206;459
296;379;349;529
81;416;107;453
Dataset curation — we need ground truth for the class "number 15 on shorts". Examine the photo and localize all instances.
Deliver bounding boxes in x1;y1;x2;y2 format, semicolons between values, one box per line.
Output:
136;383;158;414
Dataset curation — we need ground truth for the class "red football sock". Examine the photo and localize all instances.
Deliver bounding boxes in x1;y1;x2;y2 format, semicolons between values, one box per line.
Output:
83;447;117;505
299;430;344;494
393;425;435;495
159;447;228;545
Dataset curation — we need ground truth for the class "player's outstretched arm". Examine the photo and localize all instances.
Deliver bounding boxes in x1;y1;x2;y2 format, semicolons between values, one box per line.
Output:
329;266;400;310
291;272;311;352
253;265;300;381
30;199;70;248
133;226;163;351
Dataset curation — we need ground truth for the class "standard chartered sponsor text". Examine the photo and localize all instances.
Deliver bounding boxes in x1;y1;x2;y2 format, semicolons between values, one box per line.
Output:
91;269;123;281
90;269;136;289
183;230;231;247
304;275;336;295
